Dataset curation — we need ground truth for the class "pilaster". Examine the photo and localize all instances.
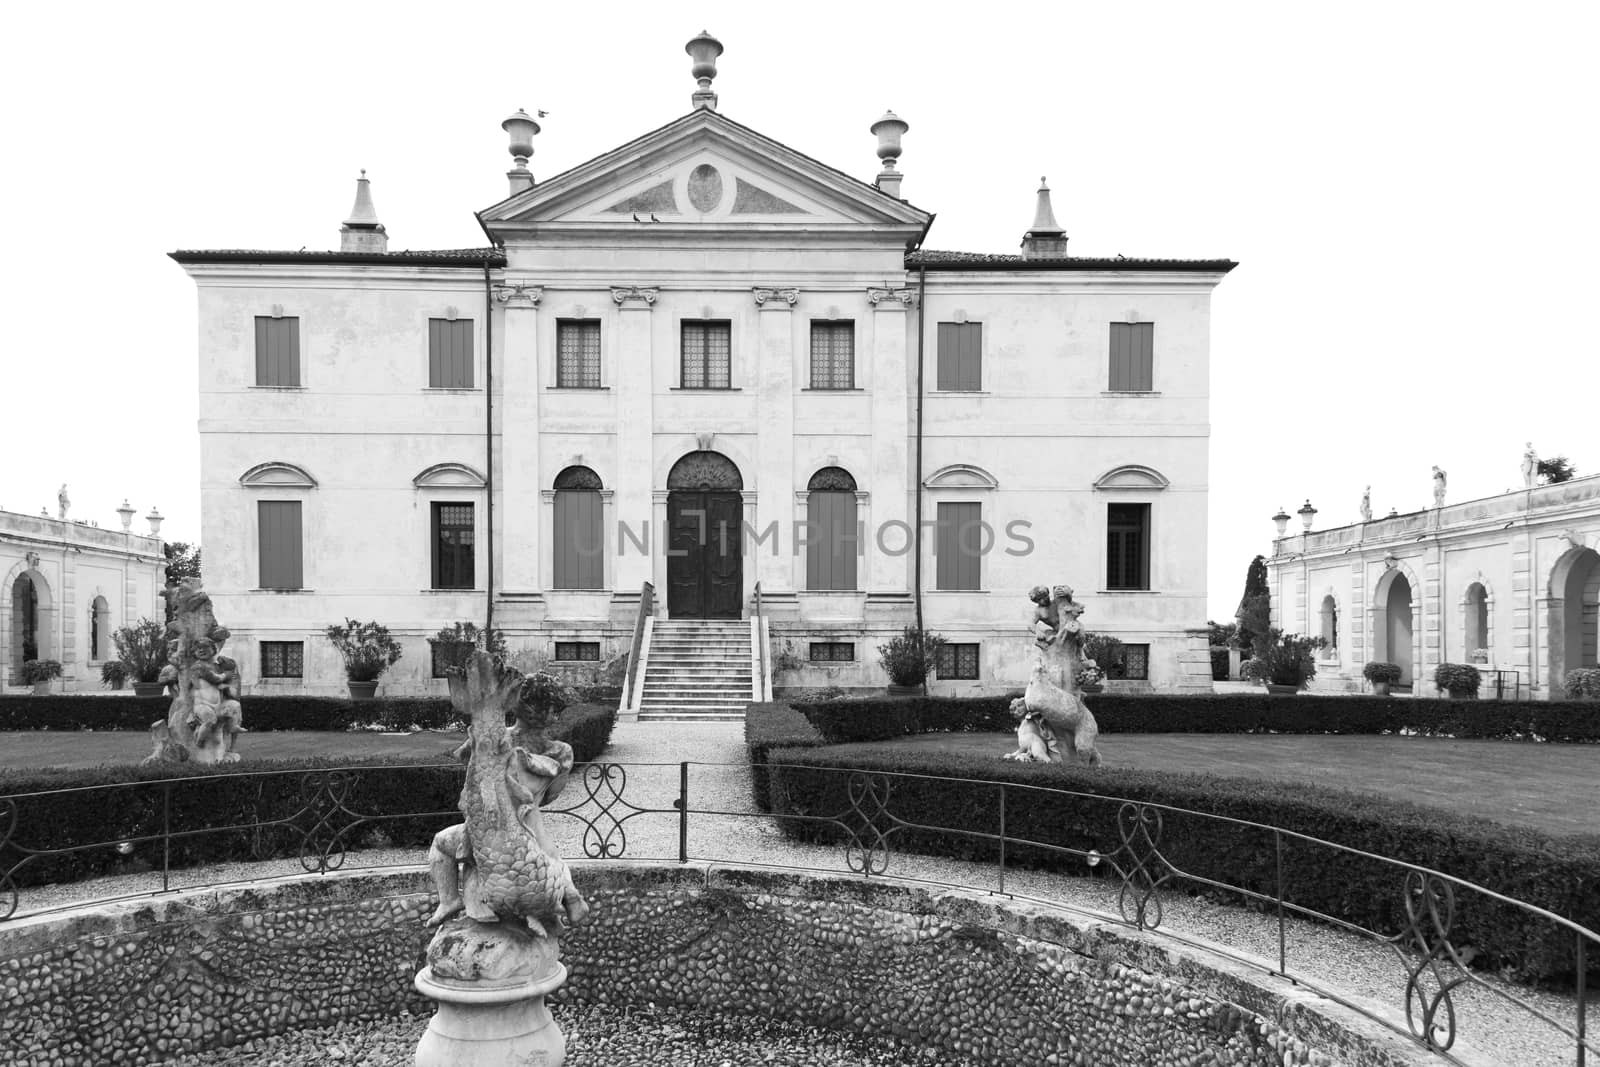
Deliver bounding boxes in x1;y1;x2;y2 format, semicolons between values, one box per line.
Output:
754;288;797;594
496;284;543;595
612;287;658;595
866;288;913;598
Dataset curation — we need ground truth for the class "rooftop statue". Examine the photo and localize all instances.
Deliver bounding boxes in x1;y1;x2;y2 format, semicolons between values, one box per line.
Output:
1432;466;1448;508
1360;486;1372;522
1523;442;1538;488
142;580;242;765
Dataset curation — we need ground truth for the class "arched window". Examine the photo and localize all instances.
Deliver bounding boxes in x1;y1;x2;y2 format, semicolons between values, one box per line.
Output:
1463;582;1488;658
552;466;604;590
90;595;110;661
805;467;859;591
1319;594;1338;652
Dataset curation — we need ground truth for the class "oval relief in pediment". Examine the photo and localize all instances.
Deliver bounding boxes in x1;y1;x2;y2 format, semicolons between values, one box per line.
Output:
688;164;723;213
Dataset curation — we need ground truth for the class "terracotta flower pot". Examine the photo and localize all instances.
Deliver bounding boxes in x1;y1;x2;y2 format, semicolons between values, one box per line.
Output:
1372;681;1391;697
132;682;166;697
1264;683;1299;696
885;683;923;698
348;680;380;700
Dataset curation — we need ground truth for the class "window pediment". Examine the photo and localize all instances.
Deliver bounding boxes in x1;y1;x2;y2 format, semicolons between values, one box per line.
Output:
413;463;487;489
1093;465;1170;491
239;462;317;489
924;464;998;490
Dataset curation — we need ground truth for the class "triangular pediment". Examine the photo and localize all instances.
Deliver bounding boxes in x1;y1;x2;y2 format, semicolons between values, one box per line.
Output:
479;110;930;238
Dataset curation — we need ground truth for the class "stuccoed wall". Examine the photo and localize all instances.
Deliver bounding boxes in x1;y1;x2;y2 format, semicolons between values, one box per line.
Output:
0;864;1445;1066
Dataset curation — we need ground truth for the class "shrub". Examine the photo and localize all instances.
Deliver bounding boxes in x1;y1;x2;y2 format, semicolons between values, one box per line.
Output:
1082;633;1127;678
1434;663;1482;697
1565;669;1600;701
324;619;404;682
113;618;170;683
760;744;1600;981
800;694;1017;745
1209;648;1230;681
1241;629;1325;688
1363;661;1402;685
21;660;63;685
876;627;947;687
432;622;507;675
99;661;130;690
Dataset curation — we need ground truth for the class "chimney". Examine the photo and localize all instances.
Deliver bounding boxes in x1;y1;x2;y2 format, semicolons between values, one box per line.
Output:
870;111;908;199
1020;177;1068;259
686;31;723;110
503;108;540;195
339;171;388;253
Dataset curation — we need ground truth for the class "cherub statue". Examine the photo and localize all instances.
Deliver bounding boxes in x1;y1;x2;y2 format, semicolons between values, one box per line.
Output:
187;637;243;757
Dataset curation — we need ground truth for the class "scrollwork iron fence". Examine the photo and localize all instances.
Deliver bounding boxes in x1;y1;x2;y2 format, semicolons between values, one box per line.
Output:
0;761;1594;1065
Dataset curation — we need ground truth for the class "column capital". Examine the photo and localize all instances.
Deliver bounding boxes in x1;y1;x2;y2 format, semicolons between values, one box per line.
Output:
752;286;799;308
493;282;543;306
611;286;659;307
867;286;916;309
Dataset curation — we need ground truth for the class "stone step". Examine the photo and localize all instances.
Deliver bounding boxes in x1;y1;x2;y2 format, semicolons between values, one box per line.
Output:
640;688;753;699
638;712;748;722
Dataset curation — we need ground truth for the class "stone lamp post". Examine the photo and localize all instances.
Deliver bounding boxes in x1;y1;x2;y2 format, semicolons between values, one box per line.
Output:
1272;508;1291;538
1297;500;1317;532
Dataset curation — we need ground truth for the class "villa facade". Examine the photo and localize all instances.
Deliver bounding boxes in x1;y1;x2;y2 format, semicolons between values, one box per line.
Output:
172;36;1234;697
1264;475;1600;699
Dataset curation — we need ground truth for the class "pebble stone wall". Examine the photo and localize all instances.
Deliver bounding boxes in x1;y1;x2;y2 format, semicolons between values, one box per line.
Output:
0;864;1441;1067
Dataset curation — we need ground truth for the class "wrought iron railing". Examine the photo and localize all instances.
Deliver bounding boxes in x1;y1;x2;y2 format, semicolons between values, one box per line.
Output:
1;763;1594;1065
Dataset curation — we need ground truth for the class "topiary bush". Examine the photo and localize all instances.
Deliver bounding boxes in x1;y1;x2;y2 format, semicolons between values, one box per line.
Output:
1564;668;1600;701
1363;662;1402;685
760;744;1600;982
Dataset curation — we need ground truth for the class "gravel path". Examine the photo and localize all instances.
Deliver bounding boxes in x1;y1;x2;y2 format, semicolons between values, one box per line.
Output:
8;720;1594;1066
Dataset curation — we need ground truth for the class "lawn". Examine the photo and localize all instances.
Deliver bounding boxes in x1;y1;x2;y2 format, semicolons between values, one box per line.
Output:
0;729;466;775
827;732;1600;838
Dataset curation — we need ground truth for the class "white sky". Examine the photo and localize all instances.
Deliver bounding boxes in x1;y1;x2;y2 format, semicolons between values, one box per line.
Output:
2;1;1594;620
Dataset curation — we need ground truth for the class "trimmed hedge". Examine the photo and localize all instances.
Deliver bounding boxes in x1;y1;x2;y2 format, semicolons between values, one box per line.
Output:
760;743;1600;982
0;695;456;733
743;702;826;812
799;692;1600;745
0;702;617;891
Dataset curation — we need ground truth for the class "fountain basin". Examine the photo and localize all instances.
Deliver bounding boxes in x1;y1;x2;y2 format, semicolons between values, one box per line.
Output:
0;862;1455;1066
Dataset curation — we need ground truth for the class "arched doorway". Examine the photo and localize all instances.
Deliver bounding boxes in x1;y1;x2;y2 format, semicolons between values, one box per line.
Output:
8;570;52;680
1378;572;1415;686
665;451;743;618
1550;546;1600;692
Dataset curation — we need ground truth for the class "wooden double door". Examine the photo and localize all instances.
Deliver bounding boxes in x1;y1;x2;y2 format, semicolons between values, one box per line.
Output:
666;490;743;618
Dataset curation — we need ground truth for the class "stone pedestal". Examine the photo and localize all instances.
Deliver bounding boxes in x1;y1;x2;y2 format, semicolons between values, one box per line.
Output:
415;918;568;1067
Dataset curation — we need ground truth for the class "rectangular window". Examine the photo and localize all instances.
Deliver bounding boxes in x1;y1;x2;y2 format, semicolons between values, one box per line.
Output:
1106;503;1151;590
430;640;456;679
1108;322;1154;391
432;502;475;590
936;322;982;391
428;318;474;388
1105;642;1150;681
260;641;304;678
255;316;301;387
555;641;601;662
257;500;304;590
809;321;855;389
934;501;982;591
935;643;980;680
809;642;855;662
556;320;602;388
680;320;732;389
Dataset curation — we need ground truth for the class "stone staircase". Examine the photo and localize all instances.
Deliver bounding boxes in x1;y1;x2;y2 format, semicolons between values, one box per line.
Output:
636;619;756;721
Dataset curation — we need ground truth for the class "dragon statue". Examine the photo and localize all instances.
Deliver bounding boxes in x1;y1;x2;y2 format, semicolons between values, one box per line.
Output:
426;651;589;937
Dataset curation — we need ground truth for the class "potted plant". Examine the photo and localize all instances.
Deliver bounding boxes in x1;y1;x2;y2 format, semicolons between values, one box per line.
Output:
114;617;172;697
520;671;577;720
431;622;508;677
1075;660;1106;694
1564;668;1600;701
876;626;947;696
1434;662;1482;700
100;660;130;691
22;659;62;695
325;618;404;699
1362;661;1401;696
1241;629;1325;694
1082;633;1126;682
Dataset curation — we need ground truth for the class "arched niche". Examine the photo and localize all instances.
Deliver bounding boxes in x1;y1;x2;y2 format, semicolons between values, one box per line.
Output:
239;462;318;489
412;462;487;489
3;560;54;680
